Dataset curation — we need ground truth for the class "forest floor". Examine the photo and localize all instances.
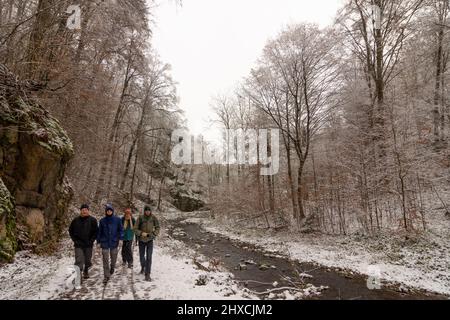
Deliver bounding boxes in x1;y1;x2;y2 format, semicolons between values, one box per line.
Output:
168;208;450;297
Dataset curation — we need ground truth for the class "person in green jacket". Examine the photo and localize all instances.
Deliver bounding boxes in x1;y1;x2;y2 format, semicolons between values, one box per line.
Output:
121;208;135;268
133;205;160;281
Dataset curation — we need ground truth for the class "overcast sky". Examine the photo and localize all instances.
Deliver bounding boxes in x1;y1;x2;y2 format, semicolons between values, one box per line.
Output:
152;0;343;137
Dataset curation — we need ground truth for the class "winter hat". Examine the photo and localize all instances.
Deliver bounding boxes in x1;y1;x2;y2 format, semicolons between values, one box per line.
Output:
80;204;89;210
144;205;152;212
105;204;114;214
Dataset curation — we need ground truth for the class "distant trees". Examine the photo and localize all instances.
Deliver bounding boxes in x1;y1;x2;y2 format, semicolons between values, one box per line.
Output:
208;0;450;235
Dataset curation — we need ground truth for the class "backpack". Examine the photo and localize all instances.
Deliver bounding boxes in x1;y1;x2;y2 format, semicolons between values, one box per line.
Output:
137;215;154;231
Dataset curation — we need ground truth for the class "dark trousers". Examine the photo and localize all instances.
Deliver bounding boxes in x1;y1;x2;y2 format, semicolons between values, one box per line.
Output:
74;247;93;273
138;241;154;275
122;240;133;265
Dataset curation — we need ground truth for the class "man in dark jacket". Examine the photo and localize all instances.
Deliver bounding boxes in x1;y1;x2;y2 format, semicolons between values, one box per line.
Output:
69;204;98;280
97;204;123;284
134;205;160;281
121;208;135;268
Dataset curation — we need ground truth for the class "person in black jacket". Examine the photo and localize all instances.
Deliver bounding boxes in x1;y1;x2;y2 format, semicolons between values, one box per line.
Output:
69;204;99;279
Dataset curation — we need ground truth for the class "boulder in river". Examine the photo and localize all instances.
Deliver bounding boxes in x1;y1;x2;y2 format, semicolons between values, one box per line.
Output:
238;263;248;270
259;264;270;271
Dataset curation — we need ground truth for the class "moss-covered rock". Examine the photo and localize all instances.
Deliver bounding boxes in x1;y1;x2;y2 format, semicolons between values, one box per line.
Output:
0;96;73;160
0;178;16;262
0;64;73;261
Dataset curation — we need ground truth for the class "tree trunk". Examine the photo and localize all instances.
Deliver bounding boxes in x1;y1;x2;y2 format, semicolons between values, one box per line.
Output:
129;145;139;204
287;148;299;220
26;0;54;80
433;25;444;143
297;161;306;224
120;135;138;190
157;173;166;211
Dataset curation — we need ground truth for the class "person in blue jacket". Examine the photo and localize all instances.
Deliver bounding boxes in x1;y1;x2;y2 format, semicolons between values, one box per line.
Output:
97;204;124;284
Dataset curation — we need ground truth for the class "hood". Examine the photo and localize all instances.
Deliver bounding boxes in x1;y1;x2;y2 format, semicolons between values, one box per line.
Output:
105;204;115;215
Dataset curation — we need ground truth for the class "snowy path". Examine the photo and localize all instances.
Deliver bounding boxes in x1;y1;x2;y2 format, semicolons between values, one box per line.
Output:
58;246;142;300
56;224;252;300
0;216;250;300
58;246;176;300
0;249;73;300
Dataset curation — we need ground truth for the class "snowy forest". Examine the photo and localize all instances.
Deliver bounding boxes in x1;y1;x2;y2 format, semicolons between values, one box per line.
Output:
0;0;450;301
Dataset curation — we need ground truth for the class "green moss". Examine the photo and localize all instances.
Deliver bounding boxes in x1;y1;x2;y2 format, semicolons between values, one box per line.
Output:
0;178;16;263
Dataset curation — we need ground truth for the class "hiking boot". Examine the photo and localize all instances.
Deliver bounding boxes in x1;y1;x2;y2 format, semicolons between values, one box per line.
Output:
83;271;89;279
128;263;133;269
110;267;115;275
140;267;145;274
103;277;109;285
145;274;151;282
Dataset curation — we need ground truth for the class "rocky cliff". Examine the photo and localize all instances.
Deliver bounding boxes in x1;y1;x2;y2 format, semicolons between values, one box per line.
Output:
169;182;206;212
0;65;73;262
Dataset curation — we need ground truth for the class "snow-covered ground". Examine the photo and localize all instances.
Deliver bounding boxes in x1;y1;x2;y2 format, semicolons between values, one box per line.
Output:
165;209;450;296
0;217;253;300
132;240;249;300
2;206;448;300
0;246;73;299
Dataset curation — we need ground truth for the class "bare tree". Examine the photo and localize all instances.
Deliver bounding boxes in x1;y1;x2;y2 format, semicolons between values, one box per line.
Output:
246;24;339;225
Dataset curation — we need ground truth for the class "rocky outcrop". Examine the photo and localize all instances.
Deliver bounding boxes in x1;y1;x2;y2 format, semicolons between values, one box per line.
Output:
0;64;73;262
169;183;205;212
0;178;15;262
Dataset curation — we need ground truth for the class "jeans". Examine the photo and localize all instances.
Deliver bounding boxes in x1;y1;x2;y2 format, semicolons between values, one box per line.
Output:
121;240;133;265
101;248;118;278
138;241;154;276
74;247;93;273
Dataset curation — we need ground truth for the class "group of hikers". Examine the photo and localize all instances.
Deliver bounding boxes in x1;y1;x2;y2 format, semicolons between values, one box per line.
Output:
68;203;160;284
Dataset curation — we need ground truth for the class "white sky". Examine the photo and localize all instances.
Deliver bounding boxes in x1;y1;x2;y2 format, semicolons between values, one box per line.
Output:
152;0;343;138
